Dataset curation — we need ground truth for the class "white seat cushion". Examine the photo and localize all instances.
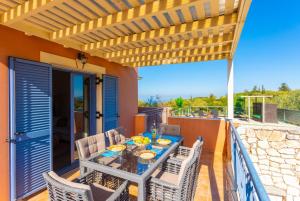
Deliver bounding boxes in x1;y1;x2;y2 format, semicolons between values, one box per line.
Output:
152;169;179;185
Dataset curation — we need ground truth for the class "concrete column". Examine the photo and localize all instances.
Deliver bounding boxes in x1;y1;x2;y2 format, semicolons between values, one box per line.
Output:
227;59;234;119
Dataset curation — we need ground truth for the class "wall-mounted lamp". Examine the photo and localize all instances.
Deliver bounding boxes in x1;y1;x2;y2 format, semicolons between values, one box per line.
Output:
76;52;88;69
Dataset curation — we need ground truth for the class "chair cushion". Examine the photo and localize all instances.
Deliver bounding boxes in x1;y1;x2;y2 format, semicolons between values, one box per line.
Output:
90;182;114;201
152;169;179;185
174;154;187;160
107;129;126;145
77;133;106;159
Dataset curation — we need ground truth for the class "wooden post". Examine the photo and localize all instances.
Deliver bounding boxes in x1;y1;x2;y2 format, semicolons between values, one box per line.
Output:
262;97;265;123
248;97;251;121
227;59;234;119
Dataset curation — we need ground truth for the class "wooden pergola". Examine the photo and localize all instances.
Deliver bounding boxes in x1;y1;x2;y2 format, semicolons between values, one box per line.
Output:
0;0;252;118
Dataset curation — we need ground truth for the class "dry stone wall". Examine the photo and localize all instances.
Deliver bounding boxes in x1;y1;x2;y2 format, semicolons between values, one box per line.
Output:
237;125;300;201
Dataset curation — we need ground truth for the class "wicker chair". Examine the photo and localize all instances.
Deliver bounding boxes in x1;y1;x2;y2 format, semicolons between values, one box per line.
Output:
147;138;203;201
171;136;204;161
43;171;129;201
106;127;127;145
159;123;181;136
76;133;106;174
169;137;204;200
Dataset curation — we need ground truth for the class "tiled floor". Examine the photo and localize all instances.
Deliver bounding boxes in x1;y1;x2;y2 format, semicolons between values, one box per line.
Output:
25;153;226;201
194;153;226;201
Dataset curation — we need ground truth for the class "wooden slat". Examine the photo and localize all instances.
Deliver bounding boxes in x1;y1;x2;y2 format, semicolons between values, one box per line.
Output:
84;13;237;52
50;0;201;41
82;0;108;17
104;33;233;59
26;16;58;31
210;0;220;16
225;0;235;14
1;0;19;7
230;0;251;57
34;13;66;30
120;45;231;63
181;6;193;22
194;0;205;19
94;0;118;14
49;6;80;25
41;11;72;27
55;2;88;22
1;0;66;25
111;0;129;10
0;4;10;12
128;53;229;67
65;1;97;20
119;42;232;59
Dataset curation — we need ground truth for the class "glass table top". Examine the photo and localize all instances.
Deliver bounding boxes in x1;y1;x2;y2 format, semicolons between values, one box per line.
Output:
90;133;182;175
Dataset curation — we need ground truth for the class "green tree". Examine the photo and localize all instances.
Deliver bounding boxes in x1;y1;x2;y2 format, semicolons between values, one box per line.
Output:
279;83;290;91
175;97;184;108
252;85;258;92
261;85;266;94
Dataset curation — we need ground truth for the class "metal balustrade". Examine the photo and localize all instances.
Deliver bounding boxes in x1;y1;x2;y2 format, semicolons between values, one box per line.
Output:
229;120;270;201
171;106;227;117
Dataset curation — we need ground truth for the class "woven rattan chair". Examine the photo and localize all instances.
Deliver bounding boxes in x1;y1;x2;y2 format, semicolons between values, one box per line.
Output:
43;170;129;201
106;127;127;145
147;138;203;201
159;123;181;136
169;137;203;200
76;133;106;174
171;136;204;161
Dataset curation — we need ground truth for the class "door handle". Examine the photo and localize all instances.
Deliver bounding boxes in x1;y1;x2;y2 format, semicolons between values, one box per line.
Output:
15;131;25;136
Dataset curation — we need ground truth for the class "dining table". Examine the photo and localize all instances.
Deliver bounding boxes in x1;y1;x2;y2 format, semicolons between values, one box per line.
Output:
80;132;183;201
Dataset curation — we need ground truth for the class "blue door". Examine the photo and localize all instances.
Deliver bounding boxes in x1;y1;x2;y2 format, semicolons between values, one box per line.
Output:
103;75;119;132
9;58;52;200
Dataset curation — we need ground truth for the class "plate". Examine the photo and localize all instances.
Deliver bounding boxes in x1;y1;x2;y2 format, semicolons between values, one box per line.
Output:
107;145;126;152
139;150;156;160
157;138;171;145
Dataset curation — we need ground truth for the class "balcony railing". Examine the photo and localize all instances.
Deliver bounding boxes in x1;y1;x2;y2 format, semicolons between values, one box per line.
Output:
278;108;300;126
171;106;227;117
229;120;270;201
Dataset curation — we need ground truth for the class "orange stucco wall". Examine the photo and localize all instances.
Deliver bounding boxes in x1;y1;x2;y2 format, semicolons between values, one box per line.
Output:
0;25;138;200
168;117;229;156
134;114;147;135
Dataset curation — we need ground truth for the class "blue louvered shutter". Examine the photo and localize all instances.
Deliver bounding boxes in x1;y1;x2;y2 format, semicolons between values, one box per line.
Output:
10;58;52;199
103;75;119;132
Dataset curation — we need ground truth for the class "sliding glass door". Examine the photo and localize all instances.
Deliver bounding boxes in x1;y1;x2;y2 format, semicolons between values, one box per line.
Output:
73;74;90;160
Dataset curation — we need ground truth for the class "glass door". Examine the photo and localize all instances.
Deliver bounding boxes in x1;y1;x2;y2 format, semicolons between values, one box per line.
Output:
73;74;90;160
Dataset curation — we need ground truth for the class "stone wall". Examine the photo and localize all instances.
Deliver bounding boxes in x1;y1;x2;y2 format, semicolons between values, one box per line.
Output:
237;124;300;201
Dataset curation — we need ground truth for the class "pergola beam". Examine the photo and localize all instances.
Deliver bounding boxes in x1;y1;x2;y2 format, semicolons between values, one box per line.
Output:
50;0;201;41
119;45;231;63
104;33;234;59
83;13;237;52
230;0;252;57
1;0;66;25
128;53;229;67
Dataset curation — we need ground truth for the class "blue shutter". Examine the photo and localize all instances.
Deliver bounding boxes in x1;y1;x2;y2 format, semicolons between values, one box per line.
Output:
103;75;119;132
9;58;52;200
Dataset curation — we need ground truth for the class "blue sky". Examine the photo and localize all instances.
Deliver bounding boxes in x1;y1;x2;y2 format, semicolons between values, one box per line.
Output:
138;0;300;101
